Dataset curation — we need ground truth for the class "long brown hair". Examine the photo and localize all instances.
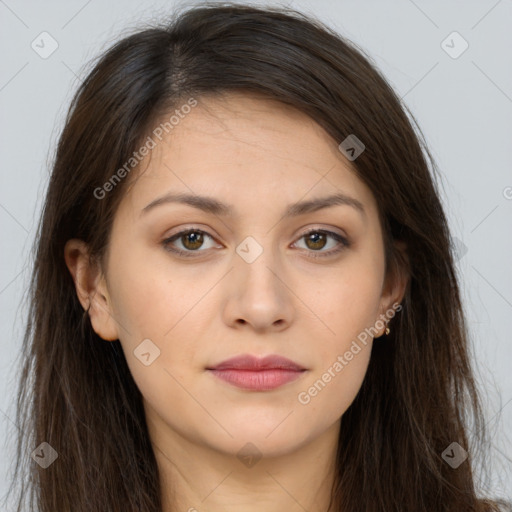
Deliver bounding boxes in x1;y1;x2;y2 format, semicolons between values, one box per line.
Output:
6;3;511;511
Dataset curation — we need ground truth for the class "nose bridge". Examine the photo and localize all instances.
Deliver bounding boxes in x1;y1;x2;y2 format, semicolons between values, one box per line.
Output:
223;233;294;330
235;234;283;296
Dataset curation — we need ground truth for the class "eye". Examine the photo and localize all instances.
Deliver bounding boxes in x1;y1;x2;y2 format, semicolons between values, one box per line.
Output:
162;229;219;257
292;229;350;258
162;227;350;259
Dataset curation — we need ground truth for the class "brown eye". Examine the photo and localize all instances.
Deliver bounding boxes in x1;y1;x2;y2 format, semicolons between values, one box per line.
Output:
294;229;350;259
181;231;204;250
304;232;327;250
162;229;219;257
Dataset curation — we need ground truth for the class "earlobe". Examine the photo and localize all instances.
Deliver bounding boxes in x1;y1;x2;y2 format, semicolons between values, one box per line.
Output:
63;239;119;341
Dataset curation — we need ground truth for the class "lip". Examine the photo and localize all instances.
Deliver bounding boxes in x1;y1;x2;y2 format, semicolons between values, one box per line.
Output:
206;354;307;391
208;354;306;371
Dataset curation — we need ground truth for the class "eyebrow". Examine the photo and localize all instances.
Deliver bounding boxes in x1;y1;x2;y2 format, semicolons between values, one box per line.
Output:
141;191;366;220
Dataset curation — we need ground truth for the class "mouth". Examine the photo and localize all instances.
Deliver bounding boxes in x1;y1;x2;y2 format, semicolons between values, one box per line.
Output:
206;354;307;391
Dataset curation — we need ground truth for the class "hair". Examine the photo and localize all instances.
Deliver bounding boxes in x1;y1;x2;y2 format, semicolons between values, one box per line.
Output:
5;2;511;511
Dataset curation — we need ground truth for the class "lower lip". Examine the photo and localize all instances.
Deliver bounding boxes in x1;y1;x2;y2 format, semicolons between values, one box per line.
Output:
208;369;305;391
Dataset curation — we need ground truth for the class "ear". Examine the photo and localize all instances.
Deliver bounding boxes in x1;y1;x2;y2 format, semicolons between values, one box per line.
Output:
376;240;409;335
64;239;119;341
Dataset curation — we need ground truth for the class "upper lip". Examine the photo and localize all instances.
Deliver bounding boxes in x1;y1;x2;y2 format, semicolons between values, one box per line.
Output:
207;354;306;371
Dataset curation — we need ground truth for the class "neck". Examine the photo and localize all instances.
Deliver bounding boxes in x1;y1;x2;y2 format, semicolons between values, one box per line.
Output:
146;410;340;512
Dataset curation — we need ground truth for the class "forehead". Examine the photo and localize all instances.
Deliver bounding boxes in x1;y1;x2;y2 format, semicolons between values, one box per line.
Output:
120;92;378;222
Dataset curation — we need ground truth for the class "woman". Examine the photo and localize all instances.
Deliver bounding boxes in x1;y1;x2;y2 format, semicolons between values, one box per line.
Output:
7;3;511;511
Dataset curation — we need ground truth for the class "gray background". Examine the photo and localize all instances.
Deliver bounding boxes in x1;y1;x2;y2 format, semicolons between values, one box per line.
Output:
1;0;511;505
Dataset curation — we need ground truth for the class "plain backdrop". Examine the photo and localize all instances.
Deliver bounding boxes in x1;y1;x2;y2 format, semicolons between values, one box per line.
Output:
1;0;511;506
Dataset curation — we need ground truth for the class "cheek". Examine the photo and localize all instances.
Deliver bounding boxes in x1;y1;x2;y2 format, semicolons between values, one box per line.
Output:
107;244;206;339
297;345;373;415
106;247;213;382
298;255;382;413
298;336;373;426
306;259;384;341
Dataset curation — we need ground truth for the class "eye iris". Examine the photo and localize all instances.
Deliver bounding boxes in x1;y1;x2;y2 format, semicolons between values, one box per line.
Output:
182;231;203;250
305;232;326;250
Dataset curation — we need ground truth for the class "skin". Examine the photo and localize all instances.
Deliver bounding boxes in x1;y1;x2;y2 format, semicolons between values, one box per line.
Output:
65;92;408;512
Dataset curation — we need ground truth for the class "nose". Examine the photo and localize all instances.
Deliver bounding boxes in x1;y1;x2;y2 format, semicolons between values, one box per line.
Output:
221;244;295;333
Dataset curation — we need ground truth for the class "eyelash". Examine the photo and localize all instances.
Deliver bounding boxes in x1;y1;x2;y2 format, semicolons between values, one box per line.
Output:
162;228;350;259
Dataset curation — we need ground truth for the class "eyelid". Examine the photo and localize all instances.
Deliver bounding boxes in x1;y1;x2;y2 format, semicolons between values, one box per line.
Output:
295;226;349;244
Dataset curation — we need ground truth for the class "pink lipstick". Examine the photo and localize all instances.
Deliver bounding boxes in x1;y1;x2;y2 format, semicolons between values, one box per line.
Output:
207;354;306;391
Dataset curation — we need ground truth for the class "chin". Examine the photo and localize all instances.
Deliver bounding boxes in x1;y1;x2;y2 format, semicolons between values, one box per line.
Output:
208;421;311;458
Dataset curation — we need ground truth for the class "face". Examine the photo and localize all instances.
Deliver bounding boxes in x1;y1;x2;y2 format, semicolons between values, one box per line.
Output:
66;92;404;460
